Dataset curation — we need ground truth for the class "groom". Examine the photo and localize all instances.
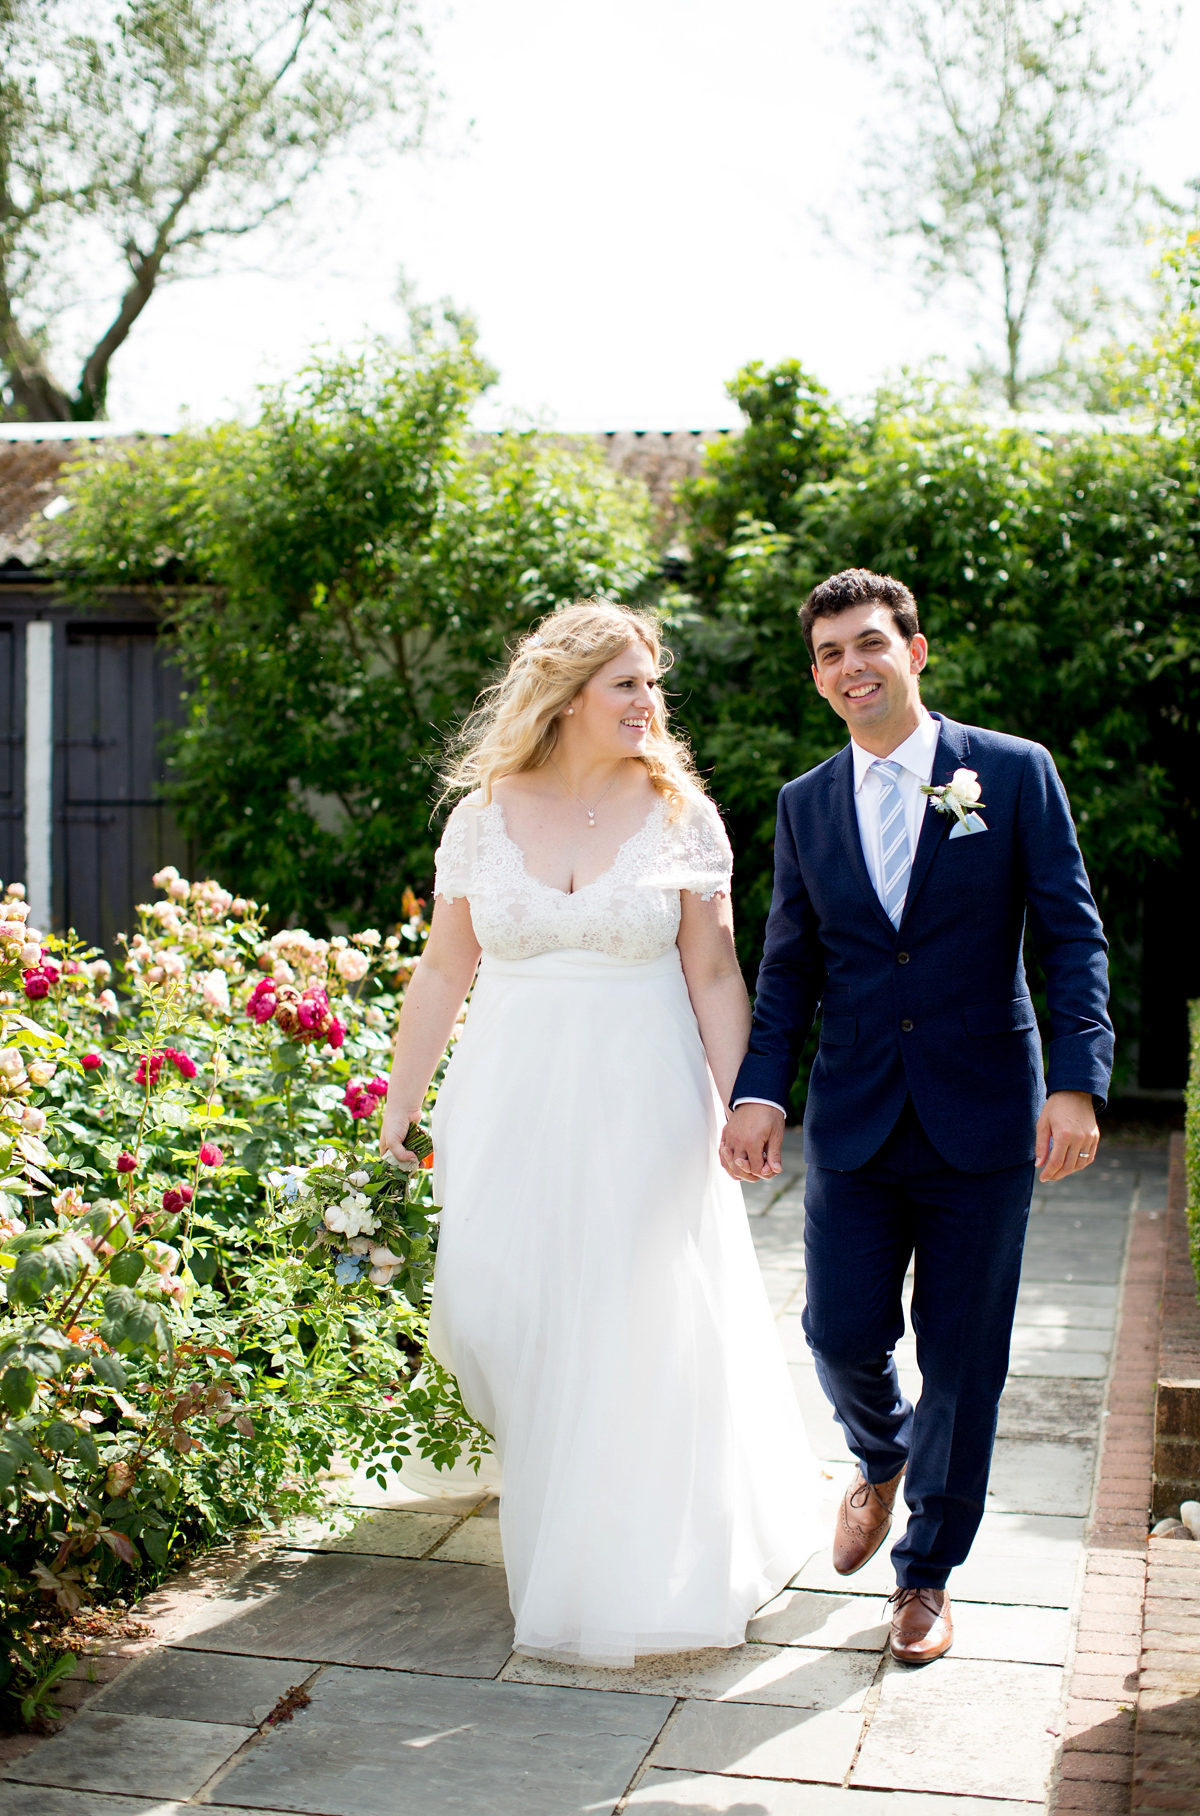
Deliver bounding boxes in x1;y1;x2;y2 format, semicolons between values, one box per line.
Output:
721;568;1112;1665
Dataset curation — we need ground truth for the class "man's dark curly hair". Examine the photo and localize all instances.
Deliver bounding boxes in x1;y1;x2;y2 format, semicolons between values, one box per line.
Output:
800;569;920;662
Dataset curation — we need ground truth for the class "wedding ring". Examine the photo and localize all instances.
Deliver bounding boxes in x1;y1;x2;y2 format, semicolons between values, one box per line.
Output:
1079;1151;1091;1160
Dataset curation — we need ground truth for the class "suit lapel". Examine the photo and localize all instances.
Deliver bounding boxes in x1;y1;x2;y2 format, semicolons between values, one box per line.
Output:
899;714;971;929
827;744;897;936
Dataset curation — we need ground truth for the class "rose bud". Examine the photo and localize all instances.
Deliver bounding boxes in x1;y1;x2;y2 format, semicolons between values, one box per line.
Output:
20;942;41;968
21;1106;46;1133
179;1184;194;1203
199;1142;224;1168
326;1017;346;1050
81;1053;103;1070
23;972;50;1000
27;1060;56;1086
116;1151;137;1173
367;1076;389;1097
162;1188;185;1214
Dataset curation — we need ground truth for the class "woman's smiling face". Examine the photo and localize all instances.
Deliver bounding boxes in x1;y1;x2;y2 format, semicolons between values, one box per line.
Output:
568;639;660;758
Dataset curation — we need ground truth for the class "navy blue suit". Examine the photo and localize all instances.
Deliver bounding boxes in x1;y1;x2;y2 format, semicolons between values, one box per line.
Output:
732;713;1113;1586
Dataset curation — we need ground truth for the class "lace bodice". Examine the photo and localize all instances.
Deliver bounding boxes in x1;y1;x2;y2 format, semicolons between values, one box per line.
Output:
434;790;733;962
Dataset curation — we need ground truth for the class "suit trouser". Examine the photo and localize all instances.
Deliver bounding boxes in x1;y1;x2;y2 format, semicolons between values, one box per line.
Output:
801;1098;1035;1589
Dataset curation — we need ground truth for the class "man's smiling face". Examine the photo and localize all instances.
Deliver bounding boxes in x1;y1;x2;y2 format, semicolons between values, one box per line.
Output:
809;602;928;744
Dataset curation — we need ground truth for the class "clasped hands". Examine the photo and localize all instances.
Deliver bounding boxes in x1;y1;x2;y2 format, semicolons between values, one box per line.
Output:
719;1090;1100;1184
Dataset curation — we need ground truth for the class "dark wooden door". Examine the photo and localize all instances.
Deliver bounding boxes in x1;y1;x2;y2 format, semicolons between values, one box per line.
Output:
55;620;190;952
0;622;21;890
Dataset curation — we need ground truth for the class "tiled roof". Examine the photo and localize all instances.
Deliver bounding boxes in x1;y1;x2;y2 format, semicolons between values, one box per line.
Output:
0;426;732;572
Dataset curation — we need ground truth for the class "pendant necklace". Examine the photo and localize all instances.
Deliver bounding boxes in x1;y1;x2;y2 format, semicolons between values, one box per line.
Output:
550;759;621;829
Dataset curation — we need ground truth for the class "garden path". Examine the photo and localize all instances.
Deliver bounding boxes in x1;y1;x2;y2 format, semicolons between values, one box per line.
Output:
0;1134;1167;1816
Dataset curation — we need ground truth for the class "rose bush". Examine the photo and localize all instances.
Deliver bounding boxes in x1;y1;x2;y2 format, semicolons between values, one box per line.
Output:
0;870;481;1727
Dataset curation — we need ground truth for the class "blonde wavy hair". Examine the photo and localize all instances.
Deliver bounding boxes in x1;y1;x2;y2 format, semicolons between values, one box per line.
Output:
441;600;703;818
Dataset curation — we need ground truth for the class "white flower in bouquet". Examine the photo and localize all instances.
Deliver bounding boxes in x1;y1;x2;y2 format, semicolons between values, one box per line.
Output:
347;1170;370;1188
323;1196;377;1238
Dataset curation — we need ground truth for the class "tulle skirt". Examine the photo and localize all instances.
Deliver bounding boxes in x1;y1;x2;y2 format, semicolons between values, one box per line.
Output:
429;945;823;1667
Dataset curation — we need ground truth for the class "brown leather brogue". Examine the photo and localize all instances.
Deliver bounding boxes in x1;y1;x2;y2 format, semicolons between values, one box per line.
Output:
887;1586;953;1663
832;1466;906;1576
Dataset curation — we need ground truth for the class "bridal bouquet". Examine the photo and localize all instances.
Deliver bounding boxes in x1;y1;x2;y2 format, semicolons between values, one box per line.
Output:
271;1124;436;1307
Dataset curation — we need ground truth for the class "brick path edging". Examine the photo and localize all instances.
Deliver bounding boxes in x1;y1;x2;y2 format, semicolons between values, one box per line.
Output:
1049;1146;1169;1815
1133;1134;1200;1814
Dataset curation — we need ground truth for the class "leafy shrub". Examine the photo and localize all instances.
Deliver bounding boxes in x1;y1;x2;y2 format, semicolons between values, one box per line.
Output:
51;332;655;931
0;868;479;1725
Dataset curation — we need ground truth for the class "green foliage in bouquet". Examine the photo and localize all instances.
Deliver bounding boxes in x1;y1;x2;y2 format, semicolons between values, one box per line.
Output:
0;867;483;1728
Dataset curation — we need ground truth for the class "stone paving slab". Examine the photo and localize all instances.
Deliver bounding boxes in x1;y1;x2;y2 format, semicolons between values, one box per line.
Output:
431;1515;506;1566
747;1588;889;1652
623;1772;1041;1813
647;1698;865;1785
4;1709;251;1799
0;1797;306;1816
503;1642;877;1709
170;1549;515;1677
213;1665;671;1816
86;1646;310;1726
792;1511;1084;1607
987;1438;1095;1516
317;1509;459;1557
850;1655;1062;1800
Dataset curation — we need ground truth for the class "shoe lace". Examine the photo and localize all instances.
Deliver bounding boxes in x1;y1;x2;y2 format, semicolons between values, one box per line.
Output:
885;1587;943;1617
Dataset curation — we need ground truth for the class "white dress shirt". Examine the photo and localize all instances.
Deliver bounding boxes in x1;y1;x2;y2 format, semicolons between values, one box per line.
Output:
732;710;940;1117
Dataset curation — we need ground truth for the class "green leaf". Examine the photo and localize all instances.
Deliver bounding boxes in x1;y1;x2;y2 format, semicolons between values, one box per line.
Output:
89;1353;128;1390
108;1249;147;1286
0;1365;36;1416
140;1525;171;1568
99;1287;172;1355
9;1239;86;1307
188;1248;219;1285
43;1419;78;1455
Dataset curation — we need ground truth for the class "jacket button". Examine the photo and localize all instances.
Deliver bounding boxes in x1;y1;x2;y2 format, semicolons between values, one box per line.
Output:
901;1019;914;1032
897;952;910;964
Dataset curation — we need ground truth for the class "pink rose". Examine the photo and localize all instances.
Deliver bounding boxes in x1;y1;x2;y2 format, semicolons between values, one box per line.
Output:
23;971;50;1000
199;1143;224;1168
326;1017;346;1050
117;1152;137;1174
81;1053;102;1071
367;1076;388;1097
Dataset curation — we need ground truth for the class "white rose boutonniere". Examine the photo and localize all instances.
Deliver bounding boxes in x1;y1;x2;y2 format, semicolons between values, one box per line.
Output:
922;767;987;833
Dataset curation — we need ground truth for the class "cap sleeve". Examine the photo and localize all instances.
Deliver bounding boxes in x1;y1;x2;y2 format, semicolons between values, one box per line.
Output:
433;796;482;903
673;792;733;900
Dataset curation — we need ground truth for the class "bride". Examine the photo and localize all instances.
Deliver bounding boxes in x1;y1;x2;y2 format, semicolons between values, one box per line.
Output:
381;600;822;1667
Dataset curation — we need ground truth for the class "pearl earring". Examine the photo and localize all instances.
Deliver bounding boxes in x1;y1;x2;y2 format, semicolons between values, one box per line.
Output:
564;707;574;715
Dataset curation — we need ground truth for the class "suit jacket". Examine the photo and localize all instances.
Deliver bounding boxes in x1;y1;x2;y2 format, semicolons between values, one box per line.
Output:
731;714;1114;1174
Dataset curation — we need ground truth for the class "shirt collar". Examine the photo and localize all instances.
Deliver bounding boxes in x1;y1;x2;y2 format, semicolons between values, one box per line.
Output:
851;709;940;793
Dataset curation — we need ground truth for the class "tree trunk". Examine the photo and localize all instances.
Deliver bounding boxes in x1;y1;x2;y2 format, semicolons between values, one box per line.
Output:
0;299;74;421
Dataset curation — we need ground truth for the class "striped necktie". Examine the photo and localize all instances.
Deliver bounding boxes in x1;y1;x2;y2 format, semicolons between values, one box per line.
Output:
872;758;911;928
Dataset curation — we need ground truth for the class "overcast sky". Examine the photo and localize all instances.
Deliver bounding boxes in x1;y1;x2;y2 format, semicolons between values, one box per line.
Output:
101;0;1200;432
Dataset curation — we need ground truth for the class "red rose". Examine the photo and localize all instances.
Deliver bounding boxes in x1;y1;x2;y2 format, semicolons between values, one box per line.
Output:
326;1017;346;1050
162;1188;185;1214
179;1184;194;1203
23;972;50;1000
116;1152;137;1174
81;1053;102;1071
367;1076;389;1097
169;1049;198;1080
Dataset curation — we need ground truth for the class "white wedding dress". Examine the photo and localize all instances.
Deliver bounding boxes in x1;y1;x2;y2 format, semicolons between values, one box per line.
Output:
427;787;823;1666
